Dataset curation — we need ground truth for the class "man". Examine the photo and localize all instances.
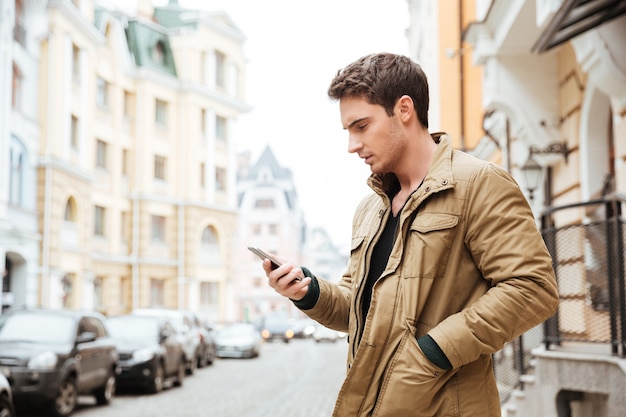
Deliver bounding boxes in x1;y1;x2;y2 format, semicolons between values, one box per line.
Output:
261;53;559;416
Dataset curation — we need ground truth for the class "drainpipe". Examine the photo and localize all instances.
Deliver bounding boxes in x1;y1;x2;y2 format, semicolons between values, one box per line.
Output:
131;192;139;310
41;32;55;308
177;102;185;309
458;0;467;151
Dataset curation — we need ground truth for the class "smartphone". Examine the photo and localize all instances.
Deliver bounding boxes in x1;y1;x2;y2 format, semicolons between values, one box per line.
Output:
247;246;282;270
247;247;302;281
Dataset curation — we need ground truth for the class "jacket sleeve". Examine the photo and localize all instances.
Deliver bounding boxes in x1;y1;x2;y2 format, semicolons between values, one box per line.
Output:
428;164;559;369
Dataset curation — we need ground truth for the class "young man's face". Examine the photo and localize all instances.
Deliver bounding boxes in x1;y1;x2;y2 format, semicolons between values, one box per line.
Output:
339;96;405;175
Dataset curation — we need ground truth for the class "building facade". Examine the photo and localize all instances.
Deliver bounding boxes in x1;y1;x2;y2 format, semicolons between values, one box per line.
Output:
1;0;251;323
234;146;307;323
460;1;626;416
407;0;485;154
0;0;47;313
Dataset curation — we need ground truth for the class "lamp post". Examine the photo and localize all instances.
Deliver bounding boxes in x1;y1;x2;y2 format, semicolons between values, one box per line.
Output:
521;156;543;203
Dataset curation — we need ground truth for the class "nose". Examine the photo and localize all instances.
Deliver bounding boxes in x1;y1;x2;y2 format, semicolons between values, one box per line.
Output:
347;133;362;154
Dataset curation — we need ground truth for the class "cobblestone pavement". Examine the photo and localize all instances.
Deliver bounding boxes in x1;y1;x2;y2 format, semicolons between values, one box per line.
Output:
60;338;348;417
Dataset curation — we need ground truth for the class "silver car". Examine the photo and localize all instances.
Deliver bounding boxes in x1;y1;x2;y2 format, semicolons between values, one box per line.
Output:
0;373;15;417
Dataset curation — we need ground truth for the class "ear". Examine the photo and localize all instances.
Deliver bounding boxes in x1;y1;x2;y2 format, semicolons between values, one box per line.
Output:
396;95;414;123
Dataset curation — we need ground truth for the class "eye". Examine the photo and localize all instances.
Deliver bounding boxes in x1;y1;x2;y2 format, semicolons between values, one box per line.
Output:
357;124;367;131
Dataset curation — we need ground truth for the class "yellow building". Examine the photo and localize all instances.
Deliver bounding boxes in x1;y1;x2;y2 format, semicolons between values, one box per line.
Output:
37;0;250;321
407;0;485;155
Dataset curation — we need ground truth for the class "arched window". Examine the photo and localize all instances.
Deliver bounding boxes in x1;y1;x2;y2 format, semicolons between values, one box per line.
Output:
200;226;221;264
64;197;77;222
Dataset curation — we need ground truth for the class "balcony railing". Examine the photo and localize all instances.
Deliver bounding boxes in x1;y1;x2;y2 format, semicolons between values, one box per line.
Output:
493;193;626;403
541;193;626;357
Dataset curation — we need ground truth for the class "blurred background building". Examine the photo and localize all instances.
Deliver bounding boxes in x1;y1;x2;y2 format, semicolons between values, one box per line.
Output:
2;0;252;319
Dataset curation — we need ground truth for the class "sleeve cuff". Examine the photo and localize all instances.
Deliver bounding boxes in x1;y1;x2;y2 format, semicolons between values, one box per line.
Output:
291;266;320;310
417;334;452;370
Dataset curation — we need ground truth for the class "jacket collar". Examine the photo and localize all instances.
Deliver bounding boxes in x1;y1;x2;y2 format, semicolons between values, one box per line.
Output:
367;133;455;202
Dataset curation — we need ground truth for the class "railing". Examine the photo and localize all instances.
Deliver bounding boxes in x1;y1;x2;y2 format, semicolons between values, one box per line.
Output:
493;193;626;403
540;193;626;357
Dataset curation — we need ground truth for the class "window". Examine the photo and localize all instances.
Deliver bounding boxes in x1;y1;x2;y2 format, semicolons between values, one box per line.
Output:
268;224;278;235
154;155;166;180
215;167;226;191
201;226;220;264
200;108;207;136
251;224;261;235
123;90;134;120
93;276;103;311
120;211;129;243
62;273;75;308
13;0;25;46
96;139;107;169
94;205;106;236
255;198;275;208
11;63;22;111
96;77;109;107
200;282;219;305
215;115;227;141
150;279;164;306
121;149;129;176
151;215;166;242
72;43;80;82
200;163;205;187
215;50;226;89
152;41;165;65
64;198;76;222
8;136;25;206
70;114;79;150
155;99;167;126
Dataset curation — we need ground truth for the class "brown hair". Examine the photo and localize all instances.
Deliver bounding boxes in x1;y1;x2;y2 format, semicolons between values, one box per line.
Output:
327;53;429;128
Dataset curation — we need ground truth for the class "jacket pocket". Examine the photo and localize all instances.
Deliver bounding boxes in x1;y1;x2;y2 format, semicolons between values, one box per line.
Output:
403;212;459;280
373;324;458;417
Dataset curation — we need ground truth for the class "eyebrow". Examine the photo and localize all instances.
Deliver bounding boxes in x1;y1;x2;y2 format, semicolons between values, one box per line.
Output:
345;117;368;130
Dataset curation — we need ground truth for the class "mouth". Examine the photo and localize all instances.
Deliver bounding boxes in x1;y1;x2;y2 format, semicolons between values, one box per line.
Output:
360;155;372;164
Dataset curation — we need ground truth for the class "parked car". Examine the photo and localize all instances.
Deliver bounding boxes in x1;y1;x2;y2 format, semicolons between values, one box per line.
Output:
312;324;344;343
0;374;16;417
259;312;294;343
106;314;186;394
132;308;202;375
215;323;262;359
291;318;316;339
192;315;217;368
0;308;118;417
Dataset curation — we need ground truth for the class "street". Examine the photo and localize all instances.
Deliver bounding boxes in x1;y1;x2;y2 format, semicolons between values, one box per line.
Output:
55;338;346;417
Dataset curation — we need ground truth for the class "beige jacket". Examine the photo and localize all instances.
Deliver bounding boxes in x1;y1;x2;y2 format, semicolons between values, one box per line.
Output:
303;135;559;416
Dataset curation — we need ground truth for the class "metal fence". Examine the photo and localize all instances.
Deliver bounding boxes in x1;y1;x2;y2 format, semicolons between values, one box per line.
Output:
493;193;626;403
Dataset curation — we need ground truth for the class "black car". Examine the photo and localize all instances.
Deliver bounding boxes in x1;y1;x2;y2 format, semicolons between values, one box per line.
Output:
0;309;118;417
107;314;186;393
131;308;202;375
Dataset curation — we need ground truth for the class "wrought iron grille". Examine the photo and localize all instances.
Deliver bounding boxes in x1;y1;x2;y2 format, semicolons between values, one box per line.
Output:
493;193;626;403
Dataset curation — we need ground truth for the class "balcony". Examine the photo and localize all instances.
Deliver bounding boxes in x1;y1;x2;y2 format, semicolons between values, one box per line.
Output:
494;194;626;406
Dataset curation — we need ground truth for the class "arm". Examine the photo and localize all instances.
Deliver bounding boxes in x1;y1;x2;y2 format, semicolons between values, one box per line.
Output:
428;164;559;368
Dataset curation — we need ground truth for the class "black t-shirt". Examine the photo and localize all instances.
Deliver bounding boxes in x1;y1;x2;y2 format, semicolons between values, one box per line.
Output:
360;210;400;327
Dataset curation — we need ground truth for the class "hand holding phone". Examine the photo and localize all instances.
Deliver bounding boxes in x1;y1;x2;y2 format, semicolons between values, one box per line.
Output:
247;247;302;281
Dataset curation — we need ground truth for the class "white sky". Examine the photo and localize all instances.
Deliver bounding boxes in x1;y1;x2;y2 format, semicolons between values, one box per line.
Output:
111;0;411;250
